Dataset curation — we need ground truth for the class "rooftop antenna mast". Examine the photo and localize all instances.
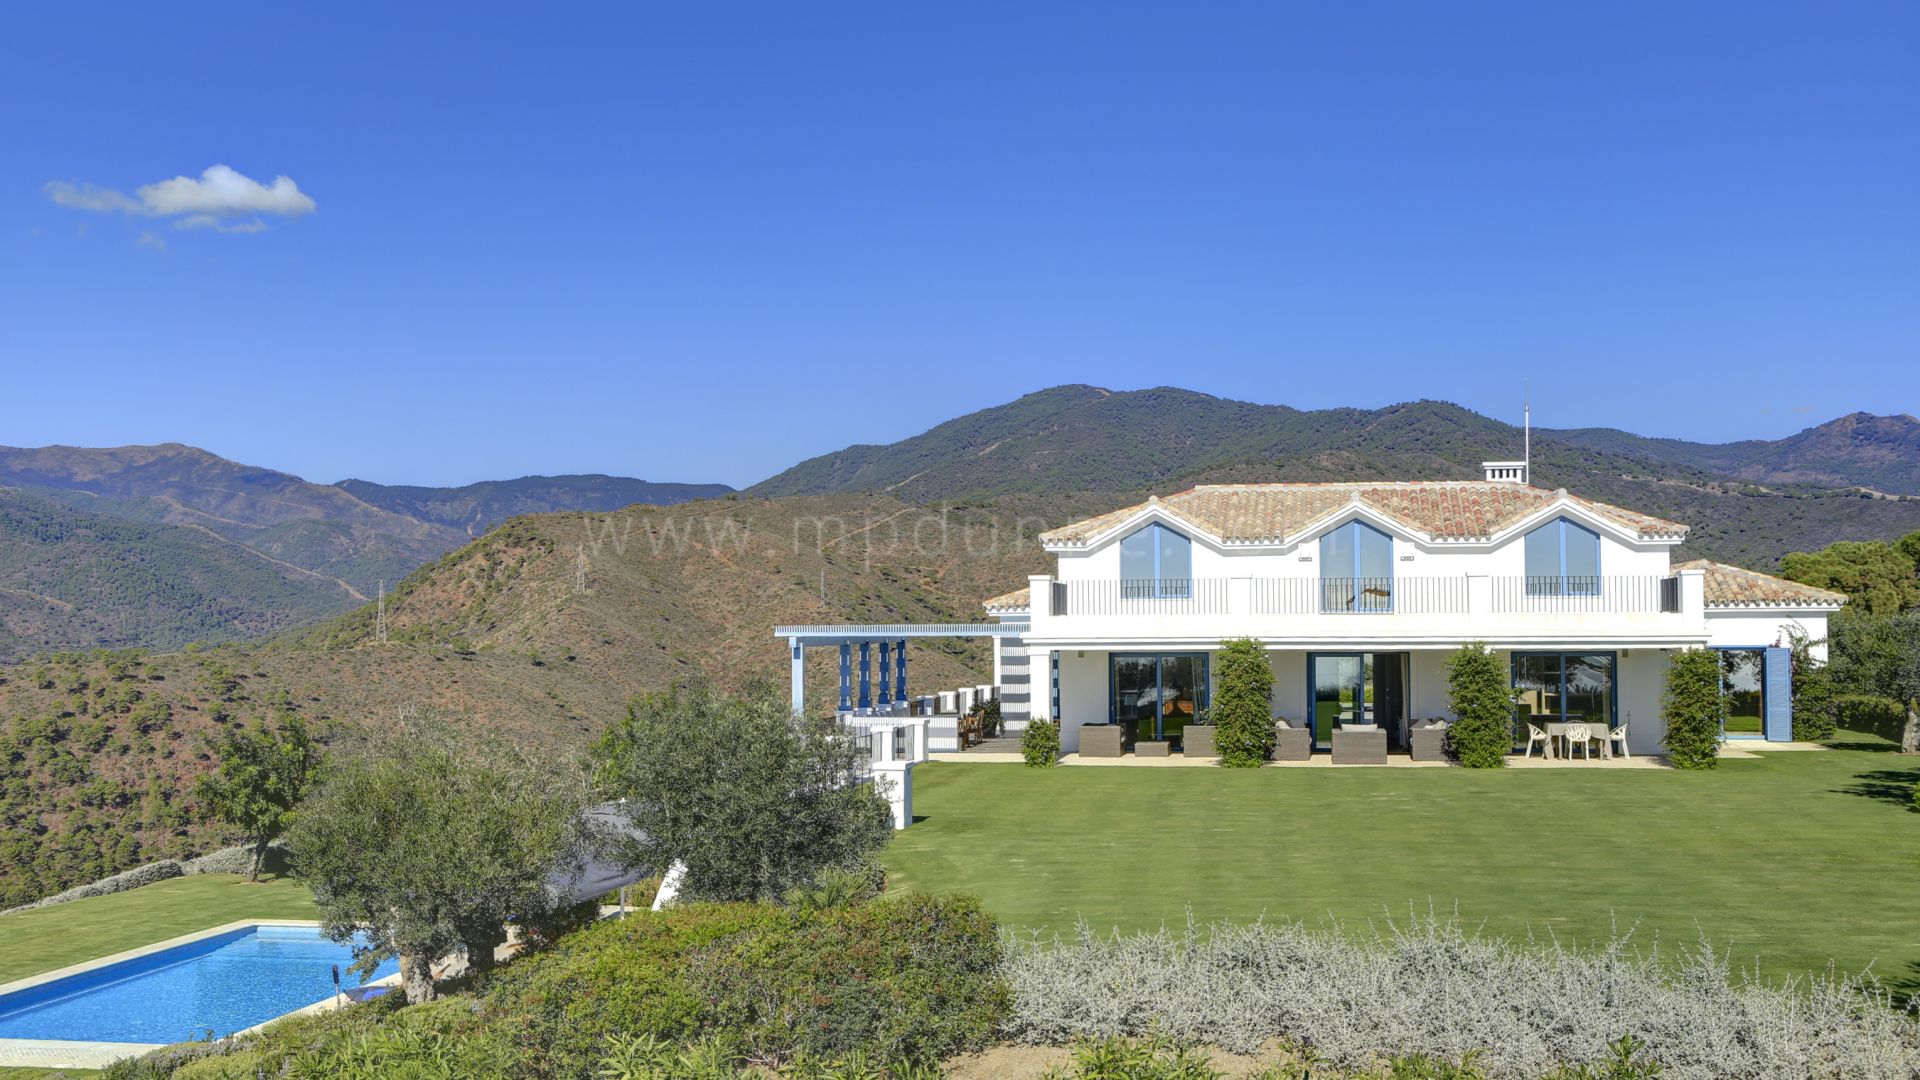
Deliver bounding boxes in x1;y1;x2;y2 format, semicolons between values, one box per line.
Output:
1523;382;1532;486
375;580;388;644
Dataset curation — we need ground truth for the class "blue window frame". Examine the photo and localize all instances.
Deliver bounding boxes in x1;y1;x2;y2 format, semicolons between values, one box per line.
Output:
1523;518;1601;596
1118;523;1192;599
1712;646;1767;738
1510;651;1617;747
1108;652;1211;743
1319;520;1393;612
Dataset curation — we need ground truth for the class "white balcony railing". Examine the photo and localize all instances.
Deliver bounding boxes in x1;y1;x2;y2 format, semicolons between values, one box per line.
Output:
1049;575;1683;619
1062;578;1229;615
1491;575;1680;614
1250;576;1469;615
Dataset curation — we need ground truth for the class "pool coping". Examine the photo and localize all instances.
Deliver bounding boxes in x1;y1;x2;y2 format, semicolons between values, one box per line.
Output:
0;918;403;1070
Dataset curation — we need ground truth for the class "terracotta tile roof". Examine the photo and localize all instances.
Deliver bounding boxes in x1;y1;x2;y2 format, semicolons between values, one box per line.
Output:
1038;482;1688;545
981;585;1031;611
1675;560;1848;608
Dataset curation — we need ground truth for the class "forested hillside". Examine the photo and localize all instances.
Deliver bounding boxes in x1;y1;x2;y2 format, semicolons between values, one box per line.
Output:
336;475;734;536
752;386;1920;500
0;488;355;661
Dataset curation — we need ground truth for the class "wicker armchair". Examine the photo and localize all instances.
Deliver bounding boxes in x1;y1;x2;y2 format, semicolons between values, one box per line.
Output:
1409;722;1450;762
1273;722;1313;761
1078;724;1124;758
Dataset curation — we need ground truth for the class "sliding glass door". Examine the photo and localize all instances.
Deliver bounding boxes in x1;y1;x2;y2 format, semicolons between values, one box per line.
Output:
1312;654;1366;746
1307;653;1409;748
1511;652;1616;746
1110;653;1209;746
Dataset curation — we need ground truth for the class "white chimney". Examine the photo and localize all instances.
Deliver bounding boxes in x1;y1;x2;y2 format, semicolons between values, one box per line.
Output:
1482;461;1527;484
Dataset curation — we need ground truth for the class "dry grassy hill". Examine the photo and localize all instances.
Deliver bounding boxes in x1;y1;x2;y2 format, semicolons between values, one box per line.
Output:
0;492;1123;905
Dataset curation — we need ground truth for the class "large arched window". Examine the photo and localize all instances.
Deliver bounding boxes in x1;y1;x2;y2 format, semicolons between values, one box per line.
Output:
1320;520;1394;612
1524;517;1601;596
1118;523;1192;599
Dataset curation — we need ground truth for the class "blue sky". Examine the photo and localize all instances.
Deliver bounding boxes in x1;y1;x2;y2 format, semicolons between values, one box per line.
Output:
3;2;1914;488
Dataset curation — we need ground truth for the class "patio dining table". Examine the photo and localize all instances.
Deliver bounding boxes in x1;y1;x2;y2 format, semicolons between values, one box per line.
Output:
1542;721;1613;760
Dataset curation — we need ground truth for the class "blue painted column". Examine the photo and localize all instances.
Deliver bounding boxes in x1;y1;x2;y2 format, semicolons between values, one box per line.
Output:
878;642;893;706
895;639;908;702
858;642;873;710
1050;650;1060;720
838;643;853;712
790;641;806;717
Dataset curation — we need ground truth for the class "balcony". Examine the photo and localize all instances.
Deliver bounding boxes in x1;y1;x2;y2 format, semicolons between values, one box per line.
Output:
1035;573;1698;645
1062;578;1230;615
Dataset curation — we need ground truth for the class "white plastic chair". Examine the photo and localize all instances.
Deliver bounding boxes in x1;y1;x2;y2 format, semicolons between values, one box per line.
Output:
1562;724;1592;761
1524;723;1549;759
1609;723;1630;760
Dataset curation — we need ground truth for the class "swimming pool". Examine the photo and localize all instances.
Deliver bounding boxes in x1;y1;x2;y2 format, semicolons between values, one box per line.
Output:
0;923;399;1044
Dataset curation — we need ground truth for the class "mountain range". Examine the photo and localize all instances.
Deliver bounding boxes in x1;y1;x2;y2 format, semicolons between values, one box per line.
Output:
752;386;1920;499
1;384;1917;904
0;444;731;659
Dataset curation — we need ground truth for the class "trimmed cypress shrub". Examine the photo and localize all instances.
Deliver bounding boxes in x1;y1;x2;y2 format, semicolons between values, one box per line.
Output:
1444;643;1513;768
1664;648;1727;769
1212;638;1275;768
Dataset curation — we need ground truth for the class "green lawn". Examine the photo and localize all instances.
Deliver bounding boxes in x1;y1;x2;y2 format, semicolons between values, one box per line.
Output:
0;874;316;985
883;737;1920;990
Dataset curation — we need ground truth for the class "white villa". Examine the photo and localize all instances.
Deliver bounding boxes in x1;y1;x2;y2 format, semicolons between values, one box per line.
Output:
778;464;1846;762
982;466;1845;758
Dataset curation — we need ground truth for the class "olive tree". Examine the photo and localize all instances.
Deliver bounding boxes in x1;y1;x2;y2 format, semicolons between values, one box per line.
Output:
1445;642;1514;768
195;713;323;881
592;678;892;903
287;721;589;1003
1663;648;1728;769
1213;638;1275;767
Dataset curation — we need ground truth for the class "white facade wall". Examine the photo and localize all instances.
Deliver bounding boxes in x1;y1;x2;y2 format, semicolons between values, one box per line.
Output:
1704;610;1830;661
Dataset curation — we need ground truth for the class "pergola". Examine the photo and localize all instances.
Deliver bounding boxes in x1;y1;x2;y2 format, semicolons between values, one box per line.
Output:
773;622;1020;717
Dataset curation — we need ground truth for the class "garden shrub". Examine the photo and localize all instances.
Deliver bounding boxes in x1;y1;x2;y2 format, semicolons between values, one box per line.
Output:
1445;643;1513;768
1662;649;1726;770
183;842;291;877
1003;912;1919;1079
685;892;1008;1063
1023;718;1061;767
483;894;1008;1074
1836;694;1907;742
977;696;1004;737
1213;638;1275;767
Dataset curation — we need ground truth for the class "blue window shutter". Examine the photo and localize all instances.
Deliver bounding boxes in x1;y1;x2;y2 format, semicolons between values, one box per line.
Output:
1763;647;1792;742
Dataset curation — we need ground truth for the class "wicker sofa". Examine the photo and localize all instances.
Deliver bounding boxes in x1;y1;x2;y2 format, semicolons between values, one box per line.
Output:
1331;724;1388;764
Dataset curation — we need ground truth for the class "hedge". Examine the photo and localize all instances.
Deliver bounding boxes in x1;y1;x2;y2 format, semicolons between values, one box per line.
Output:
1836;694;1908;743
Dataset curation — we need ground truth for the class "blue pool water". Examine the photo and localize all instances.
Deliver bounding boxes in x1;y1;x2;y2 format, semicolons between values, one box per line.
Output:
0;924;399;1043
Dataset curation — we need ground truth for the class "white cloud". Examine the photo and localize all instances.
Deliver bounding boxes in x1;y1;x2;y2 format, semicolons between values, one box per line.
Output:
135;231;166;252
173;213;269;234
44;181;143;214
43;164;315;234
137;165;315;219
